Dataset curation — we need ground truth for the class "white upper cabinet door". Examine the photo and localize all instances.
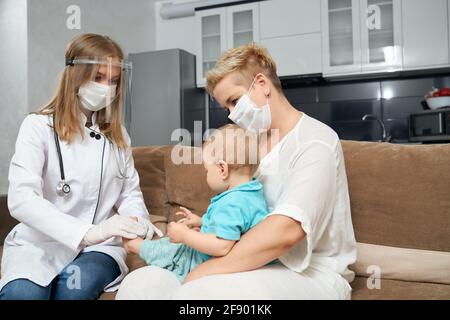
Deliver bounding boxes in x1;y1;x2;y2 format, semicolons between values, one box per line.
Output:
260;0;321;39
196;8;227;87
322;0;362;76
402;0;449;69
227;3;260;49
261;33;322;76
360;0;403;72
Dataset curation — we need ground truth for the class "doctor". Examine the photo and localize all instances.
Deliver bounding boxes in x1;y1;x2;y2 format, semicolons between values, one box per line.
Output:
0;34;161;300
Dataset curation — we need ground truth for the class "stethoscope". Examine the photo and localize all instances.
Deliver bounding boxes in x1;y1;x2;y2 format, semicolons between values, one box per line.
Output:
52;114;129;197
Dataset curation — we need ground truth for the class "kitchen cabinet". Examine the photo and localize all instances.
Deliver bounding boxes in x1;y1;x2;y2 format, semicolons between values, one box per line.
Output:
195;3;259;87
322;0;402;76
259;0;321;39
261;33;322;76
195;8;227;88
322;0;362;75
260;0;322;77
360;0;402;72
226;3;259;49
402;0;449;69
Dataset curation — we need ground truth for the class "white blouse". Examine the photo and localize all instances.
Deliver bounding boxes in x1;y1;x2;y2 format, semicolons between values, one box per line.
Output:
255;113;357;282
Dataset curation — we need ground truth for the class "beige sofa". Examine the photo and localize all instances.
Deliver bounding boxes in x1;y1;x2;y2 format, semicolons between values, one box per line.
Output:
1;141;449;300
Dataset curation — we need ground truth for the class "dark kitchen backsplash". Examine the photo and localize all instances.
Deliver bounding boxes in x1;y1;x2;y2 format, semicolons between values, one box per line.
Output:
209;74;450;142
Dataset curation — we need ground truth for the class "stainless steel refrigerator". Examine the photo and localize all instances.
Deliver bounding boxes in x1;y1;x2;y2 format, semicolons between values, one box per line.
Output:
128;49;206;147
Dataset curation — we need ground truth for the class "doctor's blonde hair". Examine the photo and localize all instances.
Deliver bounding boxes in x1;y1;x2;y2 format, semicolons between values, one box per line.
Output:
206;43;282;96
36;33;127;148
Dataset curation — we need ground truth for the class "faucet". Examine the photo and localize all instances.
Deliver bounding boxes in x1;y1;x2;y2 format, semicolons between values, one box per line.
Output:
362;114;391;142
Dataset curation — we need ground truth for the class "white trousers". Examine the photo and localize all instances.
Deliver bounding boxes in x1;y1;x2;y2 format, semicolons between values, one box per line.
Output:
115;263;352;300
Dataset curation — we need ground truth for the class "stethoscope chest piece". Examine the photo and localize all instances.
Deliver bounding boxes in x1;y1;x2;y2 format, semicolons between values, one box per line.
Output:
56;180;71;197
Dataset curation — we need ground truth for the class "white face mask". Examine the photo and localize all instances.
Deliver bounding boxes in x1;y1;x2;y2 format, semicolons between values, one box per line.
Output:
228;78;271;132
78;81;117;112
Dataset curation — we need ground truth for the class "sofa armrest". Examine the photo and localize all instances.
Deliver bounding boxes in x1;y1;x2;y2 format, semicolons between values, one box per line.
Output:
0;195;18;245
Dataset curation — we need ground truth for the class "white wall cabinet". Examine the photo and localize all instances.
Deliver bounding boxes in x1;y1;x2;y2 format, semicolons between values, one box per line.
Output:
259;0;322;77
192;0;450;85
322;0;402;76
260;0;321;38
360;0;403;72
402;0;449;70
261;33;322;77
322;0;362;75
195;3;259;87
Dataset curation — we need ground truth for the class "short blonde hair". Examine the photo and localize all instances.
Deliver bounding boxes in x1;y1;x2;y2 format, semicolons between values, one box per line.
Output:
203;124;260;176
206;43;282;96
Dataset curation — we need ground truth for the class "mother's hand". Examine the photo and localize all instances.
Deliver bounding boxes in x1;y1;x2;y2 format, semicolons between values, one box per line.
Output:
184;215;304;284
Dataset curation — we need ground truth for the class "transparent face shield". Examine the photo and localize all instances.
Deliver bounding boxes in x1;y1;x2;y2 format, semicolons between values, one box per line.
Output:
66;56;132;128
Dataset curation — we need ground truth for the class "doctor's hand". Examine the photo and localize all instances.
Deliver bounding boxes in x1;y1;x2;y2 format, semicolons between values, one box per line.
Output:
82;214;146;246
135;216;164;240
176;207;202;230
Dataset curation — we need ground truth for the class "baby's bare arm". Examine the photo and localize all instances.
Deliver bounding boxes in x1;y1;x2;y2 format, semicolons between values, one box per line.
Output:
183;229;235;257
167;220;235;256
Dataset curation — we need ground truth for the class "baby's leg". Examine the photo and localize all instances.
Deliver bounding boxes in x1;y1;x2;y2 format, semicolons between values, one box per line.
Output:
139;237;183;266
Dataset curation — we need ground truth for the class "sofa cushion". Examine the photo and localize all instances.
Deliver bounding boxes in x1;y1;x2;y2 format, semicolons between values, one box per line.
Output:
163;146;216;223
0;245;3;276
342;141;450;285
132;146;172;233
98;291;116;300
341;141;450;252
342;141;450;252
126;253;147;273
352;242;450;285
0;195;18;246
351;276;450;300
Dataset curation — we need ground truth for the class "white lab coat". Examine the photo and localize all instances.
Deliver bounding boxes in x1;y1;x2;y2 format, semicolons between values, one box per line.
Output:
0;113;149;292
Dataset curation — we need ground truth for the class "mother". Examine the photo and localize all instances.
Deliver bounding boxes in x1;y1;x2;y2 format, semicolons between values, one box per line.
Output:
117;43;357;300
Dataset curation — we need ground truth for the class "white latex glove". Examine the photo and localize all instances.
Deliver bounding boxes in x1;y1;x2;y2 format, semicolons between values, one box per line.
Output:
83;214;146;246
136;216;164;239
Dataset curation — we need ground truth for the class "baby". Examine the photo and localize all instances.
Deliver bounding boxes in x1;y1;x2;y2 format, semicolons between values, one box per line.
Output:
123;124;269;282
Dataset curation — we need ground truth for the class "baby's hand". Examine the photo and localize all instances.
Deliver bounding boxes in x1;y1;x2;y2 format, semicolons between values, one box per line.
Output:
176;207;202;229
123;237;144;255
167;221;189;244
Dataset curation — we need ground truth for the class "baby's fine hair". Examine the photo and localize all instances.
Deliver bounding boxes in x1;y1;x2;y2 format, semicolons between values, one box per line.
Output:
203;124;260;176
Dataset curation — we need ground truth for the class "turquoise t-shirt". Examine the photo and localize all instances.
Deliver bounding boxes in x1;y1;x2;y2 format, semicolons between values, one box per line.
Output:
199;179;269;259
